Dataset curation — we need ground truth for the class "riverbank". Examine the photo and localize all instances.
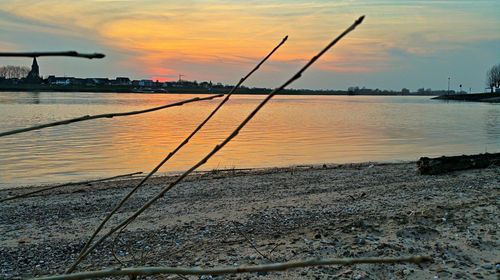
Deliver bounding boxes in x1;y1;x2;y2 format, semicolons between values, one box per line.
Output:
1;162;498;279
433;93;500;103
0;85;438;96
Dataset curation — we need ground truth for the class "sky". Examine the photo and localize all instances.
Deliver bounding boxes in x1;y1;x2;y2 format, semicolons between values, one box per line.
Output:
1;0;499;91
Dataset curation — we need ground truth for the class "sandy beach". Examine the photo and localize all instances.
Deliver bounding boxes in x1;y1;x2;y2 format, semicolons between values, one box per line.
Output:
0;162;498;279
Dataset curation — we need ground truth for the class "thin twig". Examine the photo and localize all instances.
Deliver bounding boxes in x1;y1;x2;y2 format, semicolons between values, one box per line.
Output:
66;16;363;273
332;269;353;278
0;172;143;203
111;227;128;267
0;94;223;137
268;243;280;256
69;35;288;270
43;255;430;280
232;221;272;261
0;51;105;59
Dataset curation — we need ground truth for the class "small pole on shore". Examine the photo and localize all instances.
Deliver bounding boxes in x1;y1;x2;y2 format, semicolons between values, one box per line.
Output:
447;77;450;95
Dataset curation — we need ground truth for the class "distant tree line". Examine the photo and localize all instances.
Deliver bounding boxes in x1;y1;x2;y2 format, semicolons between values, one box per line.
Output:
344;86;446;96
0;65;30;79
486;63;500;93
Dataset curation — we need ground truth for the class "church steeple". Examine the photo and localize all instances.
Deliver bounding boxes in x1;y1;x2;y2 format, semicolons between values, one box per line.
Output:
26;57;41;83
31;57;39;75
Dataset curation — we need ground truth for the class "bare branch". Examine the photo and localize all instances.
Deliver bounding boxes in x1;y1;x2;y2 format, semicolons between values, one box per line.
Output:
0;172;143;203
232;221;273;261
0;94;223;138
69;35;288;271
40;256;430;280
0;51;105;59
66;16;364;273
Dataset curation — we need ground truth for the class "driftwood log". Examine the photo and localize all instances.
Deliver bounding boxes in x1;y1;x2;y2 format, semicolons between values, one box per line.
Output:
417;153;500;175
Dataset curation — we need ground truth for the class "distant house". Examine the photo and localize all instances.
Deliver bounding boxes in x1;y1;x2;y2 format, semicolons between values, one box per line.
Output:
162;82;176;87
199;81;212;88
138;79;154;87
91;78;110;85
164;81;180;87
46;75;55;84
70;78;86;85
47;76;73;85
112;77;131;85
180;81;198;88
84;78;96;86
55;78;72;85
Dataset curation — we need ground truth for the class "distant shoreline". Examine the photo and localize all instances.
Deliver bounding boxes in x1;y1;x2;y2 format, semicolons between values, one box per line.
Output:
0;84;440;96
3;85;498;101
432;92;500;103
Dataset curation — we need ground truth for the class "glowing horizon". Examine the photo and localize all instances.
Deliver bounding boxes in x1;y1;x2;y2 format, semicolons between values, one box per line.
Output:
1;0;499;91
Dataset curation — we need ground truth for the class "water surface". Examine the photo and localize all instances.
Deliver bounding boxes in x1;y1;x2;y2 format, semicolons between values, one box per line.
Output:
0;92;498;188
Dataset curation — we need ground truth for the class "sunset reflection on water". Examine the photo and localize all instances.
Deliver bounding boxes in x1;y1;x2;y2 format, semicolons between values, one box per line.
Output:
0;92;498;188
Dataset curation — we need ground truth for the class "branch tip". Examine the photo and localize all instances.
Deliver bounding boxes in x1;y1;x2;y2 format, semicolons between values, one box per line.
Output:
92;53;106;59
356;15;365;25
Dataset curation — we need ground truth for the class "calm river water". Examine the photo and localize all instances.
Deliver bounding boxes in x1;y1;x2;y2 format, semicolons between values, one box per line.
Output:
0;92;498;188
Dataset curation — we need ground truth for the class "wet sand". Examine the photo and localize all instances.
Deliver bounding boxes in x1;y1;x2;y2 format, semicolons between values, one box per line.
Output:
0;162;498;279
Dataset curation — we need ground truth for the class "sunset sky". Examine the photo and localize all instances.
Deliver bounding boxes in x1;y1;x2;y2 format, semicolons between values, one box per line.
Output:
1;0;499;91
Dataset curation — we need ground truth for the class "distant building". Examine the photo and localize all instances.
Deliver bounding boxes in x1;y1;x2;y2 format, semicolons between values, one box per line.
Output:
47;76;74;85
56;78;71;85
199;81;212;88
164;81;179;87
138;79;154;87
25;57;42;84
70;78;86;85
91;78;110;85
112;77;131;85
46;75;55;84
84;78;96;86
56;78;72;85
